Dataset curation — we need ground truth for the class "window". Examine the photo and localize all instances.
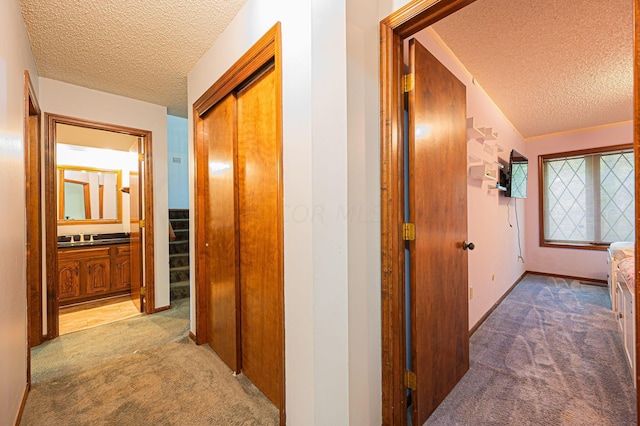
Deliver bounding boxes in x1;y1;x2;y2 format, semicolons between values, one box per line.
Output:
540;144;634;249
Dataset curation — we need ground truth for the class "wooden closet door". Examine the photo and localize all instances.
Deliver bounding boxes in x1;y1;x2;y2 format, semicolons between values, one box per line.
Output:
203;94;241;373
237;64;283;409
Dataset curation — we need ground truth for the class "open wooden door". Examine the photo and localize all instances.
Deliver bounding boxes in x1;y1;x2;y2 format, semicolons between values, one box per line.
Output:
407;38;469;424
129;139;143;312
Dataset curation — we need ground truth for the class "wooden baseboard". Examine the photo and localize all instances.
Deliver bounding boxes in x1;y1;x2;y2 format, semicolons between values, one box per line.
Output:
469;271;527;337
526;270;607;286
153;305;172;313
189;331;197;342
14;383;29;426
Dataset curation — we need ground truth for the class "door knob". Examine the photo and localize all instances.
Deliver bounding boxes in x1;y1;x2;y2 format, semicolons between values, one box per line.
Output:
462;241;475;251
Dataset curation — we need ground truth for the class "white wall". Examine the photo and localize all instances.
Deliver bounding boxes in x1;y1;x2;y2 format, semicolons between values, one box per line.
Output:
524;123;634;281
347;0;383;423
39;78;171;309
0;1;39;424
167;115;189;209
188;0;363;422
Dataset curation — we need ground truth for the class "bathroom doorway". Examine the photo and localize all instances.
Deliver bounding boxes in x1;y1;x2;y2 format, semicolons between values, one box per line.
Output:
40;114;156;340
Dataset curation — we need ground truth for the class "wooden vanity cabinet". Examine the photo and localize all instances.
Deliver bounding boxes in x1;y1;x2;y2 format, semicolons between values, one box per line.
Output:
57;243;130;306
113;245;131;291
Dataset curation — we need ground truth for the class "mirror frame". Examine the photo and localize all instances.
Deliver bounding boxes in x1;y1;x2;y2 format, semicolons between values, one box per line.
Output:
57;165;123;225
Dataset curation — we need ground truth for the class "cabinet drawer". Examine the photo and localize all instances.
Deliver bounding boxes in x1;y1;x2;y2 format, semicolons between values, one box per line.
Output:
116;245;130;256
59;246;110;261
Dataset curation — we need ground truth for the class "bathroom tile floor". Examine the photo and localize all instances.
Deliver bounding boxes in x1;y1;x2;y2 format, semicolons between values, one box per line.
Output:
59;296;142;335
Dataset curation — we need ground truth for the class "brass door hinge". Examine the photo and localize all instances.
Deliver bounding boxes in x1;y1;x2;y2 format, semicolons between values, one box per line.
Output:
402;222;416;241
405;370;417;390
140;286;146;297
138;153;145;162
403;73;415;93
139;219;145;228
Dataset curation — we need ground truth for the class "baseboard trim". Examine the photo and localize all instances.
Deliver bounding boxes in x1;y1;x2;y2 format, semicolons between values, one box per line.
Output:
14;383;29;426
154;305;172;313
526;270;607;286
469;271;527;337
189;331;197;342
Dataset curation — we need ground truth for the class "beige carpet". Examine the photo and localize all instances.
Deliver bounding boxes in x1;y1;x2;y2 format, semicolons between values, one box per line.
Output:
21;299;279;425
425;274;637;425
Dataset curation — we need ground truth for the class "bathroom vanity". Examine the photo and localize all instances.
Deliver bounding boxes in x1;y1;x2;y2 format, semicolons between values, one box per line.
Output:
57;236;131;306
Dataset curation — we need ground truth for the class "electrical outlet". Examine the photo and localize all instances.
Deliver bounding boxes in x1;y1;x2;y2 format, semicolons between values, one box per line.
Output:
469;286;474;300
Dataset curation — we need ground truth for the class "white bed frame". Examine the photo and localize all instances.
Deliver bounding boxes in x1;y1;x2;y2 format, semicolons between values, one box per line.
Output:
607;248;620;311
616;266;636;387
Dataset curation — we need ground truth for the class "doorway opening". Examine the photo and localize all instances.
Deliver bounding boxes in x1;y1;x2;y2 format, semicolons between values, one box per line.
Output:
40;114;156;342
380;0;640;424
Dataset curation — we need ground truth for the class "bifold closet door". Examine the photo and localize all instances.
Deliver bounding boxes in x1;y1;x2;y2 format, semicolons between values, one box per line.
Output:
237;64;283;409
204;93;240;373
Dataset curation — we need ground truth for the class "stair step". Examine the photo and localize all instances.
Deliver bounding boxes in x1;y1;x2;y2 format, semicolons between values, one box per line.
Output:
170;218;190;230
170;280;190;301
170;265;190;272
169;253;189;268
169;209;189;220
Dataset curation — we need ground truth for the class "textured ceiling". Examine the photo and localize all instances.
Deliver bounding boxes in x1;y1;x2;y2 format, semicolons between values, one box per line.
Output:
20;0;248;117
431;0;633;140
19;1;634;135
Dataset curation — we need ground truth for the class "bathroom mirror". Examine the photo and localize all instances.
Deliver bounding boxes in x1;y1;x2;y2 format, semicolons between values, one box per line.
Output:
58;166;122;224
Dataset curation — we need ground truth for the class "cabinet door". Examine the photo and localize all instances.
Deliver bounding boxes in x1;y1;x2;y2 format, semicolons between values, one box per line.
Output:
113;255;131;290
624;290;635;370
58;259;81;299
86;258;111;295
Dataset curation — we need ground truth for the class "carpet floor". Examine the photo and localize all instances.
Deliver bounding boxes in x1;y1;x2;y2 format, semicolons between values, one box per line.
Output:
21;299;279;425
426;274;637;425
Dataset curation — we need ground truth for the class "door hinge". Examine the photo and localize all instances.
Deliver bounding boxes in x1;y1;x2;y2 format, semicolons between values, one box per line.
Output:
402;222;416;241
138;153;145;162
405;370;417;390
140;286;146;297
403;73;415;93
139;219;145;228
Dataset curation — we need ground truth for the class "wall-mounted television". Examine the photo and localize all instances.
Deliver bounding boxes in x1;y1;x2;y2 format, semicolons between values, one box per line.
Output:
500;149;528;198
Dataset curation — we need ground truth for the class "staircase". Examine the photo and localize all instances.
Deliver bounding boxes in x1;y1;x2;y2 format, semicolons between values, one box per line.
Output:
169;209;190;301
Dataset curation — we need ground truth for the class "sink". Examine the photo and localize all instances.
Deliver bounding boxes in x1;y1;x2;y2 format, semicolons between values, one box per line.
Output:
57;237;130;248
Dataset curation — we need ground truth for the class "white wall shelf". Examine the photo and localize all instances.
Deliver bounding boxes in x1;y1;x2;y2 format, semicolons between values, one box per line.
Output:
488;183;507;191
466;117;485;141
470;164;497;181
468;153;481;163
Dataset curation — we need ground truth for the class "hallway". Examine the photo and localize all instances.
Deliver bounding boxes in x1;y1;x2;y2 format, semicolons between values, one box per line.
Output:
21;300;278;425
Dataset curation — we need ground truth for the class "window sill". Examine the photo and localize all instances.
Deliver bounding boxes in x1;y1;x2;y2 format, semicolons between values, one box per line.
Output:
540;242;609;251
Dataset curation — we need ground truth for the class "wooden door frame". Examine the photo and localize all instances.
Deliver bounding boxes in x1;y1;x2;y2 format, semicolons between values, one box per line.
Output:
24;70;41;389
193;22;285;424
380;0;640;424
43;113;156;340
